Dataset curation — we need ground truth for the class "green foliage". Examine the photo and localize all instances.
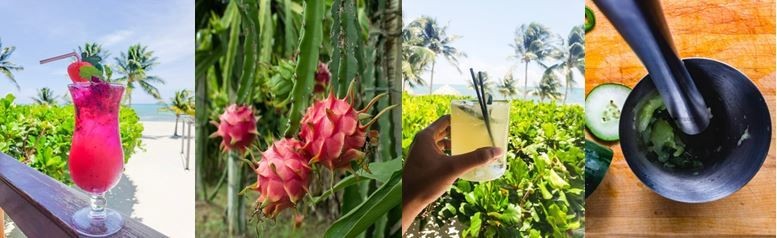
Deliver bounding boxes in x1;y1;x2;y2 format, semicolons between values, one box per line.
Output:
265;59;297;100
403;94;585;237
0;94;144;184
196;0;403;237
401;93;465;156
283;0;324;137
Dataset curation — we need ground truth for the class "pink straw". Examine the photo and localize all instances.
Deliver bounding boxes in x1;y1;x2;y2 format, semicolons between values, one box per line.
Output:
40;51;79;64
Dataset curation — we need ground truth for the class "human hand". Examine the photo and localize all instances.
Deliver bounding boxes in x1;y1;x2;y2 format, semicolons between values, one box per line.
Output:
401;115;503;233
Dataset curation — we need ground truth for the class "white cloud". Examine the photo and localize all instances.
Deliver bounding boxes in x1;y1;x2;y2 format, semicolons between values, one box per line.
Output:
99;30;134;47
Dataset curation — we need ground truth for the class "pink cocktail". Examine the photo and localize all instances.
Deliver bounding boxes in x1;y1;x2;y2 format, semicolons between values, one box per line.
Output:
68;82;125;237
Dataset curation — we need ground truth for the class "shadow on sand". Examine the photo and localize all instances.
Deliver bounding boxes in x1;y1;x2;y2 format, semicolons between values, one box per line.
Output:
141;135;169;140
106;174;140;222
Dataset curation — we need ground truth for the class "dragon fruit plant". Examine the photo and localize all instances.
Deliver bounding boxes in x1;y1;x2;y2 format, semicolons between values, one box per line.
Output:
210;104;259;154
253;82;396;218
313;62;330;94
299;89;389;171
256;138;311;218
209;104;259;234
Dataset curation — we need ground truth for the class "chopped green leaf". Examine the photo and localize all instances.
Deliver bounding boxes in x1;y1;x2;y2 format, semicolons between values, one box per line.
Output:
79;65;104;81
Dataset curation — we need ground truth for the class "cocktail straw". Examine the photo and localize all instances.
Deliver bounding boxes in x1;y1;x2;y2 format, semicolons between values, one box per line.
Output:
469;69;483;105
478;72;496;146
469;68;486;118
40;51;79;64
469;68;495;147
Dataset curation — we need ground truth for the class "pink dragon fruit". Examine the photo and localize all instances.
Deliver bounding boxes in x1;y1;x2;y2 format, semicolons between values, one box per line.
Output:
210;104;258;154
256;138;311;218
299;86;394;170
314;62;331;94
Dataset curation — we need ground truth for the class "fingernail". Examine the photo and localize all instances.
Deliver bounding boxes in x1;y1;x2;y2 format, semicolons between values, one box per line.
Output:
490;147;504;158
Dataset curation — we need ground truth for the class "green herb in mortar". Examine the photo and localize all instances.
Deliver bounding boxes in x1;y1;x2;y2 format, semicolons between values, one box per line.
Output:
636;95;702;170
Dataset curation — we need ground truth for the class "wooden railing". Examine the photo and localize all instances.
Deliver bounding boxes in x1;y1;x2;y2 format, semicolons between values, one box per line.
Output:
0;152;166;237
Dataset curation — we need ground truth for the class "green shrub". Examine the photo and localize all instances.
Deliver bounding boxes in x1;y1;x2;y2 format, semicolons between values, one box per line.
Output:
403;94;585;237
0;94;144;185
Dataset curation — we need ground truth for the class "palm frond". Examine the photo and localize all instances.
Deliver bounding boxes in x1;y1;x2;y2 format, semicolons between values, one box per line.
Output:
138;79;162;100
114;44;165;104
0;38;23;90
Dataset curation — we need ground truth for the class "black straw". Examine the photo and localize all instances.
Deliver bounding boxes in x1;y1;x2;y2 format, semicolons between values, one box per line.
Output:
478;72;496;146
469;68;495;147
469;69;484;109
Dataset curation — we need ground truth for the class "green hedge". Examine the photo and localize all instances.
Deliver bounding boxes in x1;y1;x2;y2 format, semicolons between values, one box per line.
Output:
403;93;585;237
0;94;144;185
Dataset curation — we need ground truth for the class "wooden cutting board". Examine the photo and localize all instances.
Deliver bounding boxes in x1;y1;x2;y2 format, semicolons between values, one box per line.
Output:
584;0;776;236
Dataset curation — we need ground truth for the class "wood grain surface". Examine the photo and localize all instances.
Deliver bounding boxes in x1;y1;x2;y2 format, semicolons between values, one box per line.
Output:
584;0;776;236
0;153;166;237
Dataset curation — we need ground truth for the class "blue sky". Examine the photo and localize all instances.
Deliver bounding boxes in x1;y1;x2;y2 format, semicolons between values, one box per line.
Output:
404;0;584;90
0;0;194;104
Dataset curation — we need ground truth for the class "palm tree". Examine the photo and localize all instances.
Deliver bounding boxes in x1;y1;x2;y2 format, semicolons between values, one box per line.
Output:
62;92;72;105
497;71;519;100
79;42;109;60
401;31;435;88
161;89;195;137
0;38;23;90
547;26;585;103
404;16;466;94
510;22;561;99
467;71;496;96
532;67;563;102
114;44;164;105
32;87;58;105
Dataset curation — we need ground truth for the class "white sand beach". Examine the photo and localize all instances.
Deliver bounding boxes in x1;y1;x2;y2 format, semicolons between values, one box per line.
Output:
107;121;195;238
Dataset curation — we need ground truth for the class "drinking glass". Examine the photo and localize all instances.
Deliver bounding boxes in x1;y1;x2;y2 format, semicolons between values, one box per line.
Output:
68;82;125;237
451;100;510;181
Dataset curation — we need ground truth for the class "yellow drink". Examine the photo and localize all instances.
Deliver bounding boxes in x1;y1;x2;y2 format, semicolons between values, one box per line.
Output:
451;100;510;181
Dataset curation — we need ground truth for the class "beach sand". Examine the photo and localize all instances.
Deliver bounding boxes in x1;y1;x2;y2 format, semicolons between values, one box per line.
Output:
107;121;195;238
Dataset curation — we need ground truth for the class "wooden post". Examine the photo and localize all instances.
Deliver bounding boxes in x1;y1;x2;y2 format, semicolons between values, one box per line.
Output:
1;207;5;238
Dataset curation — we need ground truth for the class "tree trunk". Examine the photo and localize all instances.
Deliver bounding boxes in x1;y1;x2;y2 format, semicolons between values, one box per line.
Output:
125;78;133;106
563;71;572;104
428;60;436;94
227;151;245;236
523;61;529;99
385;0;403;160
173;115;180;136
195;65;208;201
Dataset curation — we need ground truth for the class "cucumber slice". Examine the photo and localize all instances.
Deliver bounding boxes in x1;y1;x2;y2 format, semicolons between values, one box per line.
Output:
585;83;631;141
585;6;595;33
585;139;613;198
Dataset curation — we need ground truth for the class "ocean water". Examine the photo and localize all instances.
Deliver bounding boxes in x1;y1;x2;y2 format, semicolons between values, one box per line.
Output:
409;84;585;105
130;104;178;122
